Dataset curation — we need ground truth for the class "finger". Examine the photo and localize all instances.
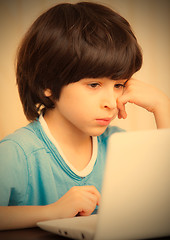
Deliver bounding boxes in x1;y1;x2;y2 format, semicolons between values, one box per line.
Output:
69;186;100;208
78;202;95;213
75;191;99;216
80;185;101;204
118;106;127;119
117;99;127;119
118;110;122;119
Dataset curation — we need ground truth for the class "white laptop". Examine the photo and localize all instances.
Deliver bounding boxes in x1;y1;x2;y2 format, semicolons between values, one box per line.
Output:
37;129;170;240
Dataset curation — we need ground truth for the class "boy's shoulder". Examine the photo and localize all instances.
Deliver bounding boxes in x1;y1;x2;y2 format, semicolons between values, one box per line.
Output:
0;120;45;154
98;125;125;143
101;125;125;138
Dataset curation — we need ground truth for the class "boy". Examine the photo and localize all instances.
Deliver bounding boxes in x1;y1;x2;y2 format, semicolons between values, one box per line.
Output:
0;2;169;230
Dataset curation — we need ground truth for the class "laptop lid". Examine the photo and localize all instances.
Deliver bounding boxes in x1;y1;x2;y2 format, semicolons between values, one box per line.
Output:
37;129;170;240
94;128;170;240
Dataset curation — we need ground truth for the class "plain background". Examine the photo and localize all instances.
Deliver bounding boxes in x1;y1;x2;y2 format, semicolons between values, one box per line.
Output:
0;0;170;139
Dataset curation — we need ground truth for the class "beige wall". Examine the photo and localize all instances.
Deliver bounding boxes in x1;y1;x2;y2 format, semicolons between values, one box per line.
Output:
0;0;170;139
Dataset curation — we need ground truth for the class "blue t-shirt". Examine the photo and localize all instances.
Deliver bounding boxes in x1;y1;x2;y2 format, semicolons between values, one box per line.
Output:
0;119;123;206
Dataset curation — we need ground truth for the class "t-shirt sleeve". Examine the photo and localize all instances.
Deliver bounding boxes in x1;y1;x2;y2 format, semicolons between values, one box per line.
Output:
0;140;28;206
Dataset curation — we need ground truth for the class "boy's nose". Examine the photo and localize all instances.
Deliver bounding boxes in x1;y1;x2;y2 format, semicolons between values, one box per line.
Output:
101;91;117;110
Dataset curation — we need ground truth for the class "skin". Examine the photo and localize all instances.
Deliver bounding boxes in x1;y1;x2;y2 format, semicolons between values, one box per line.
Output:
43;78;126;170
0;77;169;230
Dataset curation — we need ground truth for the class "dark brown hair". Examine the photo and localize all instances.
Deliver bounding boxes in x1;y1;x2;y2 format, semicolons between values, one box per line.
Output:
16;2;142;121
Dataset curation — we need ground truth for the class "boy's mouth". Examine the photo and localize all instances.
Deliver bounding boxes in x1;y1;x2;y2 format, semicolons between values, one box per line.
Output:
95;118;112;126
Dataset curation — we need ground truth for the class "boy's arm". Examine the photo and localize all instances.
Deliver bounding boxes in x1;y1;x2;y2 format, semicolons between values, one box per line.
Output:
152;99;170;128
0;185;100;230
117;78;170;129
0;205;49;230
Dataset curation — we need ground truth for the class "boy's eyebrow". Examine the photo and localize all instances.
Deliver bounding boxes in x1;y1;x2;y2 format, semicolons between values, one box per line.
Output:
114;79;128;85
123;79;129;86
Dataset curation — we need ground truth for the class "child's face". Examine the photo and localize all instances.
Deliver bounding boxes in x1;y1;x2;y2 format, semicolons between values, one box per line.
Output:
53;77;126;136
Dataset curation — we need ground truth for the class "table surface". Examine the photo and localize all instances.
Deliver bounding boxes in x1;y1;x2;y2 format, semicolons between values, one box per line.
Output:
0;227;67;240
0;227;170;240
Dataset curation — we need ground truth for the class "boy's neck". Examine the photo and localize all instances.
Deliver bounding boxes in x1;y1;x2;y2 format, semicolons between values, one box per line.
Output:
43;108;91;149
43;109;93;171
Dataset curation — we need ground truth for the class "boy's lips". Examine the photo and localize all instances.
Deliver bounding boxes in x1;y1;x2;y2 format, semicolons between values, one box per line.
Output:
95;117;113;126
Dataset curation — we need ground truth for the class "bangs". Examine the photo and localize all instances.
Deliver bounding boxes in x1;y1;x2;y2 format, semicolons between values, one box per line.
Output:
74;29;142;81
56;2;142;84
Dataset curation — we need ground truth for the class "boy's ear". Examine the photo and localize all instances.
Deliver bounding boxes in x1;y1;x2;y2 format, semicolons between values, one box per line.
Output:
44;89;52;97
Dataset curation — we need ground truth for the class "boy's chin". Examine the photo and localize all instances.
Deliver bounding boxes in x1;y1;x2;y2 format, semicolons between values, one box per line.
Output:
90;126;109;137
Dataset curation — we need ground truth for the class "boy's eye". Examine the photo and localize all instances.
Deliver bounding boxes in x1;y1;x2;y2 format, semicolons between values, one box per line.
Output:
88;83;100;88
114;83;125;89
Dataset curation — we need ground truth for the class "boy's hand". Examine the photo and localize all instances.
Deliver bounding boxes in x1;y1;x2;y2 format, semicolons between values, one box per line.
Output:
47;185;100;219
117;78;170;128
0;186;100;230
